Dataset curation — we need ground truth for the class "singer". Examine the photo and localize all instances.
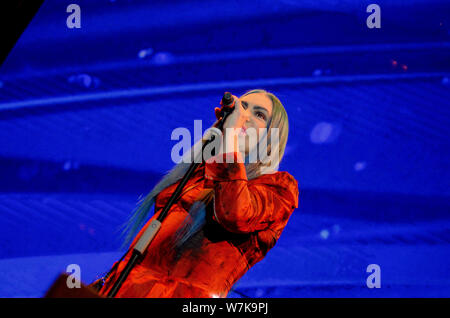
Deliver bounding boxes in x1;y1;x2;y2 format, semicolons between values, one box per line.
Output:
92;89;299;298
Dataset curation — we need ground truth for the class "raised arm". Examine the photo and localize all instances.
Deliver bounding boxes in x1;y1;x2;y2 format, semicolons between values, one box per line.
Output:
203;151;299;234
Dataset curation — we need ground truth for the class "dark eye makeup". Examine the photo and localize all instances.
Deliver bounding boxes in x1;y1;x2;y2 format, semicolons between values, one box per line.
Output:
255;111;266;121
241;101;268;122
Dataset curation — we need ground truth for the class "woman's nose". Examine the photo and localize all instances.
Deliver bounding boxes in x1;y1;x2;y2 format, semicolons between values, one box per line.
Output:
242;109;251;121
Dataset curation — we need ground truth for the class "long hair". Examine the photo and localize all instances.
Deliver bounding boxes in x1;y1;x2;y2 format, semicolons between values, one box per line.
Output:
120;89;290;251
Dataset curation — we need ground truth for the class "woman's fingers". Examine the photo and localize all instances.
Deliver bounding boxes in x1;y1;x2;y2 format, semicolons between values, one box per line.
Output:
222;93;249;130
222;94;238;129
231;95;242;114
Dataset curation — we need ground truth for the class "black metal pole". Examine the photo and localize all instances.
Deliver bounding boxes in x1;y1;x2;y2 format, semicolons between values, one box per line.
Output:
106;93;234;298
106;250;140;297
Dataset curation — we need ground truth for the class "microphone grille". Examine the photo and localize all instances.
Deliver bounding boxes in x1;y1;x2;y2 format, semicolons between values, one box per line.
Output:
221;92;233;106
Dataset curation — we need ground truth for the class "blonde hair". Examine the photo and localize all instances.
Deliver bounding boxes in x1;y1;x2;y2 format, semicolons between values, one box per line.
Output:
120;89;290;248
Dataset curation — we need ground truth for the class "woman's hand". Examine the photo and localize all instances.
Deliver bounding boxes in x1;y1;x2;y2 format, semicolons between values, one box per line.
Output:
220;95;248;157
222;95;247;130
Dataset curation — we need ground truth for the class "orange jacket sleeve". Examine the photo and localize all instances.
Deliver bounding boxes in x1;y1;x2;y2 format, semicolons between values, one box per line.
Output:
203;151;299;234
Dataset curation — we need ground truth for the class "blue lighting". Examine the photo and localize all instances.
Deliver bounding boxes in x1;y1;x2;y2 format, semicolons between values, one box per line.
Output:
0;0;449;298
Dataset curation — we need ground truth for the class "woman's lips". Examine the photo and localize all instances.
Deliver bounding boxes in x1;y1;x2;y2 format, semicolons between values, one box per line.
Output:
239;126;247;136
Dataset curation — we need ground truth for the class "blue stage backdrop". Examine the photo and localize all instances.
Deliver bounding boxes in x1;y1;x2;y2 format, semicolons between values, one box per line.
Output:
0;0;449;297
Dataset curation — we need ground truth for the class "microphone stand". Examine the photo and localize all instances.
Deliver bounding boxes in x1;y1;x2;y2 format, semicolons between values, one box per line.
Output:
106;92;235;298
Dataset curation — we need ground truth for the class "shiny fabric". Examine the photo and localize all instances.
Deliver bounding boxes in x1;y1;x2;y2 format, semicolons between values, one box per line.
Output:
97;152;299;298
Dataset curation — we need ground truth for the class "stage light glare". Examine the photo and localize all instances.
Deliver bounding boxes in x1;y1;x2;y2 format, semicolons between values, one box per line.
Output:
354;161;367;171
310;122;341;144
320;229;330;240
138;48;154;59
151;52;174;65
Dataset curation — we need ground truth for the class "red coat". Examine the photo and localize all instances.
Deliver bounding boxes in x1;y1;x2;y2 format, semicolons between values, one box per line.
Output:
98;152;299;298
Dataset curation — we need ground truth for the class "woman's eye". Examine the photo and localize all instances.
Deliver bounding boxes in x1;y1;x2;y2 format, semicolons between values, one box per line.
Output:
242;101;248;109
256;112;266;121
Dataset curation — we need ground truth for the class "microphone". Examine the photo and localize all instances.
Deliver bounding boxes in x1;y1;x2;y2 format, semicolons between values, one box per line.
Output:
221;92;234;108
215;91;236;121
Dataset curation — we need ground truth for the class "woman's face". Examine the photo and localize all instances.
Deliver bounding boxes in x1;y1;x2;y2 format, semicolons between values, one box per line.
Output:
238;93;273;156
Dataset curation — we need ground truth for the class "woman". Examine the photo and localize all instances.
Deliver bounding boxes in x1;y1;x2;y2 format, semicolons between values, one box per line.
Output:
92;89;299;298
